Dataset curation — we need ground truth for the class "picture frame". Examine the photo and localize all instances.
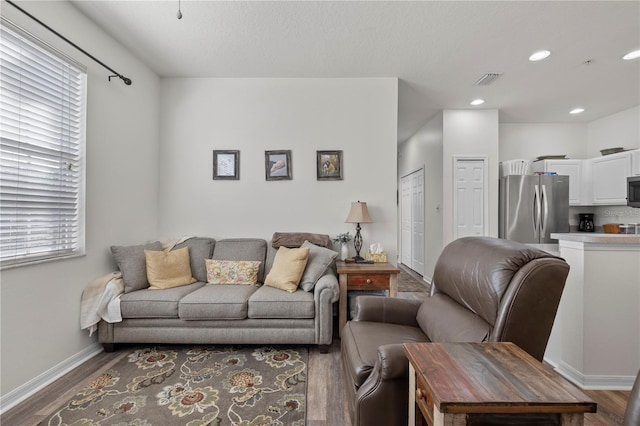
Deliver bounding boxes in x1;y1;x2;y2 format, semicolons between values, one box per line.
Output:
265;150;292;181
212;150;239;180
316;150;343;180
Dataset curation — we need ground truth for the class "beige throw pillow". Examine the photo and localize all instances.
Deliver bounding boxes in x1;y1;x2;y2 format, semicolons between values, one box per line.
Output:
264;246;310;293
145;247;197;290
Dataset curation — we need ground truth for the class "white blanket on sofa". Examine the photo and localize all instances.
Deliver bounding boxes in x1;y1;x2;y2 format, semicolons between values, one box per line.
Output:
80;271;124;336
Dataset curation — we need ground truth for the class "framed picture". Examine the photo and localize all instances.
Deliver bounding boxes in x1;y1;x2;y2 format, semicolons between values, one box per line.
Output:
316;150;343;180
265;150;292;180
213;150;239;180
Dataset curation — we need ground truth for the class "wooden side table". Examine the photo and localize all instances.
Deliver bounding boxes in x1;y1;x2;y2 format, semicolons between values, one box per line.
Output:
403;342;597;426
336;260;400;337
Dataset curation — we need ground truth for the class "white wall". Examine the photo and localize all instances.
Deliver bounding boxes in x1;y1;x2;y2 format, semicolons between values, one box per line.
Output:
0;1;160;397
499;123;588;162
443;110;500;245
588;106;640;157
398;113;443;282
158;78;398;262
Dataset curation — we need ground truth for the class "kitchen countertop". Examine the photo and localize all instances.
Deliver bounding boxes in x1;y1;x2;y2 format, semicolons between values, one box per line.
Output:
550;233;640;244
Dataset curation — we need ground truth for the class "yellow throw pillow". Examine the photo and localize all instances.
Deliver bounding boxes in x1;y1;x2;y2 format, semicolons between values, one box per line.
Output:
145;247;197;290
205;259;261;285
264;246;310;293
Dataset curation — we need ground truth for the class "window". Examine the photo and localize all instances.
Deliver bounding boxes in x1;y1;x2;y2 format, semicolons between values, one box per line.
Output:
0;21;87;268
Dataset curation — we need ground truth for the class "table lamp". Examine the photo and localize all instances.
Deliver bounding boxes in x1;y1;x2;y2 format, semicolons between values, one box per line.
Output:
345;201;372;261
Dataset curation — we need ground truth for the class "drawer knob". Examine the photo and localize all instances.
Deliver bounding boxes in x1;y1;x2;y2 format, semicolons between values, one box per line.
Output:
366;279;372;284
416;388;423;400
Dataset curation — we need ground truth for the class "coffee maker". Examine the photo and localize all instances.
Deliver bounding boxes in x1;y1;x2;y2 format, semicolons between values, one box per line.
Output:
578;213;595;232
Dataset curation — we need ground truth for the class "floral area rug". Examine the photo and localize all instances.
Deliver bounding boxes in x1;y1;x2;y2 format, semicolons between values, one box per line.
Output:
45;345;307;426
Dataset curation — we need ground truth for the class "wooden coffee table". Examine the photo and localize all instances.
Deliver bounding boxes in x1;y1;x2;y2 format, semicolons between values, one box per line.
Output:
404;342;597;426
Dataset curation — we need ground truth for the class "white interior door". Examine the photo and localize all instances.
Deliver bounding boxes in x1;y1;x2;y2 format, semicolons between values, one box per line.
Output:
411;169;425;275
401;175;412;266
400;169;425;275
454;158;487;239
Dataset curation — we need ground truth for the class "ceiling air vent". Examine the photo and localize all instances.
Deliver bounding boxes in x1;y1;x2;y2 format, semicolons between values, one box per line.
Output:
474;73;503;86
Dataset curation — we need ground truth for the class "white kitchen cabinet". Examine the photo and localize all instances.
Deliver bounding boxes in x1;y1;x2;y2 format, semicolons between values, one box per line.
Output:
530;159;587;205
589;151;632;205
631;149;640;176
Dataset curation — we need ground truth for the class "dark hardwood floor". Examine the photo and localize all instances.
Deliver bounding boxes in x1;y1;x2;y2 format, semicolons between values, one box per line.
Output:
2;290;632;425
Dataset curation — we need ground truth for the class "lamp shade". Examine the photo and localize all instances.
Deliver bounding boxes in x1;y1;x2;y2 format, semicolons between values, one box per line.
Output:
345;201;372;224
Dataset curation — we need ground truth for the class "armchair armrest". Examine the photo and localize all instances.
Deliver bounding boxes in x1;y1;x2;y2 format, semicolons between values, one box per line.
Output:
376;343;410;379
352;296;422;327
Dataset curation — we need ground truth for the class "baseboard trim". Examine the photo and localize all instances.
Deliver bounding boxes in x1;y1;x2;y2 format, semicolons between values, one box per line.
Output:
554;360;635;390
0;342;103;414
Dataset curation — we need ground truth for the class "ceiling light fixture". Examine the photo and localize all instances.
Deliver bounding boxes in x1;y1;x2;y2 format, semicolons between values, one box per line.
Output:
623;49;640;60
529;50;551;61
177;0;183;19
570;108;585;114
470;99;485;106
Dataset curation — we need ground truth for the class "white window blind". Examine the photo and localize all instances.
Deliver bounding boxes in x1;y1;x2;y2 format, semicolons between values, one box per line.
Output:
0;21;86;267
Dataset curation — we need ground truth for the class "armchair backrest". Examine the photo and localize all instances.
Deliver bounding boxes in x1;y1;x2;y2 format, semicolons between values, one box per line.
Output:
417;237;569;361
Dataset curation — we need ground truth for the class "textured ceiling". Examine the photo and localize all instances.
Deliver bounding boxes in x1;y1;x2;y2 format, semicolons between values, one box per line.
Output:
69;1;640;143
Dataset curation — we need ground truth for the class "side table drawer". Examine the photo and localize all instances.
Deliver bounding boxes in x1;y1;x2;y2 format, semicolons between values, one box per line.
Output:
415;373;434;425
347;273;390;290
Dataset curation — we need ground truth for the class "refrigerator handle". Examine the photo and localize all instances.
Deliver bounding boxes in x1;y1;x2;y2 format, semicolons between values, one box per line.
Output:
541;184;549;237
533;184;540;237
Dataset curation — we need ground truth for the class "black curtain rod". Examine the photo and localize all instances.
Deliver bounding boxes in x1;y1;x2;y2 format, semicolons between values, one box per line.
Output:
4;0;132;85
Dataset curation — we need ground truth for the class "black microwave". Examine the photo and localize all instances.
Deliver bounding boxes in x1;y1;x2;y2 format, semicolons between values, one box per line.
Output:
628;176;640;208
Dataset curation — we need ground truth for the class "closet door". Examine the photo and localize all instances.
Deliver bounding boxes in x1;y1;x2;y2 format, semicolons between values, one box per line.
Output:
400;168;424;275
401;175;412;266
411;169;425;275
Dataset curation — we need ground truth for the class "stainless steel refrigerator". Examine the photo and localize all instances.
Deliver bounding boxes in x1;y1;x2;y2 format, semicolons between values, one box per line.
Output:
499;175;570;243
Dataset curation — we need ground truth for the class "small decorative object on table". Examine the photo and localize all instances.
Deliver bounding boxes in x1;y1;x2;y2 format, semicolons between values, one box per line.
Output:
333;232;352;261
365;242;387;262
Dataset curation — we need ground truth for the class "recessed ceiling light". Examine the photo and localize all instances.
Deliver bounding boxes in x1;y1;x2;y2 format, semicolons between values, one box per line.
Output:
529;50;551;61
570;108;585;114
470;99;485;106
623;49;640;60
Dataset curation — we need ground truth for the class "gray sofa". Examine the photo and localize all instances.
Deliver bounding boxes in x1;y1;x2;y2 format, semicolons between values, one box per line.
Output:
98;236;340;353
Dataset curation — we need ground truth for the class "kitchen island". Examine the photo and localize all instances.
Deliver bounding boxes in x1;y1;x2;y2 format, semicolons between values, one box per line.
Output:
546;232;640;390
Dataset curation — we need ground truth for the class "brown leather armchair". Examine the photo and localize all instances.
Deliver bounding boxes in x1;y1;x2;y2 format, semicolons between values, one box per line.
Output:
623;370;640;426
341;237;570;426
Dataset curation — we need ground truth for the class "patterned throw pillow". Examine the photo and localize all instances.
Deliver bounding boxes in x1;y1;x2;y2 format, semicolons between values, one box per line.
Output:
205;259;262;285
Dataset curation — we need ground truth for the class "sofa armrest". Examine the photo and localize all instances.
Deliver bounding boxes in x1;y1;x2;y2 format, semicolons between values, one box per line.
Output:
313;271;339;346
352;296;422;327
313;272;339;303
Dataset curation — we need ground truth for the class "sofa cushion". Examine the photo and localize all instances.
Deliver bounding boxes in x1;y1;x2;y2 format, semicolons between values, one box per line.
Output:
431;236;559;325
248;285;315;319
416;293;490;343
212;239;267;282
120;282;205;318
173;237;216;283
299;241;338;292
205;259;261;285
145;247;197;290
111;241;163;293
178;284;258;320
264;246;310;293
341;321;428;388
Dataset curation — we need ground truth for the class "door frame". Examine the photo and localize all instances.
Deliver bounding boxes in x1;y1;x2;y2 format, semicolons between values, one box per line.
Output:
452;156;489;240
